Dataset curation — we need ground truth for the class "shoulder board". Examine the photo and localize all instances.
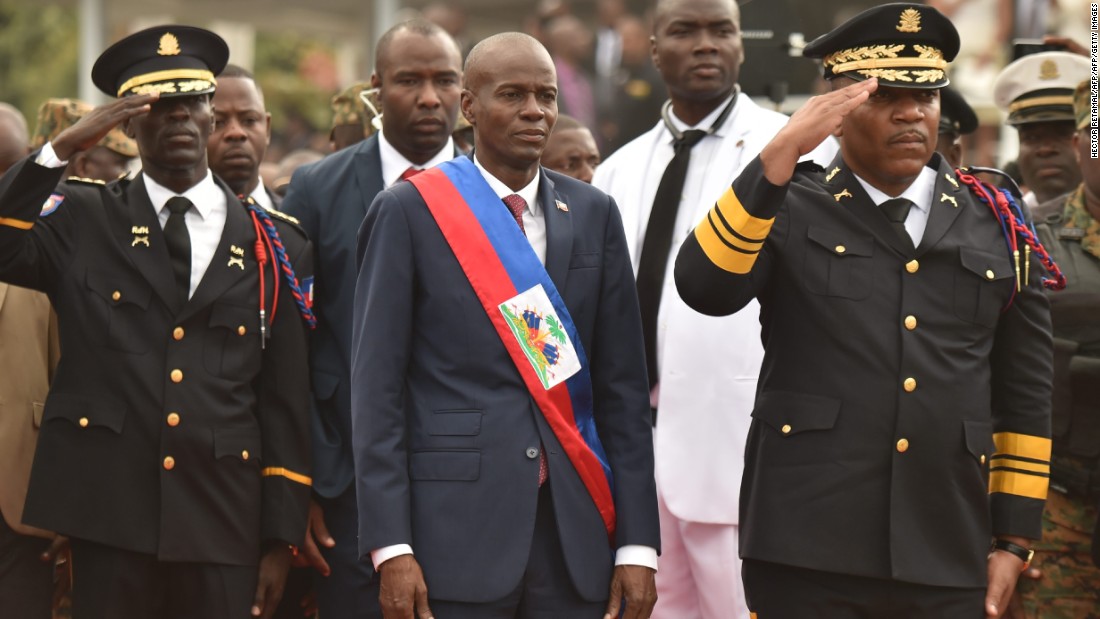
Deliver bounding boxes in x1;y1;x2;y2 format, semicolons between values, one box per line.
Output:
794;161;826;175
264;206;299;225
66;176;106;185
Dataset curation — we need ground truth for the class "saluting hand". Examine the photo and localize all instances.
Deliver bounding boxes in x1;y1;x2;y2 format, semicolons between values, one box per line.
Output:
759;77;878;187
378;554;433;619
603;564;657;619
51;93;158;162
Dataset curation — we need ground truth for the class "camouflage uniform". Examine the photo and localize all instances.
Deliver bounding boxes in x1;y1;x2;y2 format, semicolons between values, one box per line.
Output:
1022;186;1100;618
30;98;137;158
329;82;378;139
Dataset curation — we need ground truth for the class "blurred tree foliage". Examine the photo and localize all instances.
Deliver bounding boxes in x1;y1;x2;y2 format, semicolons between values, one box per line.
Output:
254;30;336;156
0;2;79;127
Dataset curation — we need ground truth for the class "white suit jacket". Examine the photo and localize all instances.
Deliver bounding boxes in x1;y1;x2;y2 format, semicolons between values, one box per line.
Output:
594;95;834;524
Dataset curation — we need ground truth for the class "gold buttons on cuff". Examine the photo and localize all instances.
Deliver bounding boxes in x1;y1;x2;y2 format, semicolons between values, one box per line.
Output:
241;450;250;461
237;325;247;336
903;377;917;392
905;260;919;274
781;424;792;435
835;245;846;254
170;369;183;383
163;456;176;470
111;290;121;301
985;269;995;280
166;412;180;427
172;327;184;341
896;438;910;453
78;417;89;428
904;315;917;330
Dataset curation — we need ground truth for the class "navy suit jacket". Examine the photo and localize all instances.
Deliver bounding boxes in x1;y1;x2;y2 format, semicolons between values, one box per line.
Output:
282;137;386;498
350;162;659;602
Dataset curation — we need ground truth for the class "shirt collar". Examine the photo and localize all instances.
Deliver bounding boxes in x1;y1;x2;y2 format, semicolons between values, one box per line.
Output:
473;155;541;215
249;184;273;210
143;170;220;220
378;129;455;188
666;90;738;140
853;164;938;214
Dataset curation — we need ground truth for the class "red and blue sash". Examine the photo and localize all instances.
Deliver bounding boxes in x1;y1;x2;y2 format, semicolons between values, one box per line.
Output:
409;158;615;538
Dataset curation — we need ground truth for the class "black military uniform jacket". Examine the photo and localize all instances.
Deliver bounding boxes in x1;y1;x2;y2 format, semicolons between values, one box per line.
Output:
675;153;1053;588
0;154;312;566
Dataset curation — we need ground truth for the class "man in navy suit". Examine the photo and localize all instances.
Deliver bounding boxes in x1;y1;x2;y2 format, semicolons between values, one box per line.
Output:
280;19;463;619
351;32;660;618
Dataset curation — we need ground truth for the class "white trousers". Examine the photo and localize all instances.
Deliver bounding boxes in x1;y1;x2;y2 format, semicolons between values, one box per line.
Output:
650;482;749;619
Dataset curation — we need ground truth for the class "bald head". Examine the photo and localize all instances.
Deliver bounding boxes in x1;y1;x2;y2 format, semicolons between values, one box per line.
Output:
464;32;551;94
374;19;460;77
654;0;738;33
0;103;29;174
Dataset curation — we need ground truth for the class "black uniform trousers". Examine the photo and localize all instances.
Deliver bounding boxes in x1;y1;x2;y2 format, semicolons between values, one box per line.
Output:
743;559;985;619
0;516;52;619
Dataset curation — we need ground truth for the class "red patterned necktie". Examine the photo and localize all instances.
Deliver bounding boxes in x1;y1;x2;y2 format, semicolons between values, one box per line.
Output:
399;167;423;182
503;194;527;236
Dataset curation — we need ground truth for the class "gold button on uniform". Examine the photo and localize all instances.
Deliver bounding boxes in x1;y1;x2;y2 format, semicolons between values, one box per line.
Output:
78;417;89;428
985;269;995;280
896;438;910;453
905;260;919;273
903;377;917;392
980;454;987;465
781;424;792;435
170;369;183;383
163;456;175;470
167;412;180;427
904;315;917;330
835;245;846;254
237;325;247;336
241;450;250;461
173;327;184;340
111;290;121;301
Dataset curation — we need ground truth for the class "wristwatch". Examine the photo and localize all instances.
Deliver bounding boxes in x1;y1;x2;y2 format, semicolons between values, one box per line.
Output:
991;539;1035;569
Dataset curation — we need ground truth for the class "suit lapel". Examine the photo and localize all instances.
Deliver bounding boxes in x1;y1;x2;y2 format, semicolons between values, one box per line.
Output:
354;137;384;217
115;173;181;312
539;170;573;290
176;183;252;323
916;157;966;254
825;158;915;257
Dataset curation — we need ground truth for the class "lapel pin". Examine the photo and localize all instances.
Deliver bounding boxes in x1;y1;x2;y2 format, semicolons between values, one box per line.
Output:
825;167;841;183
228;245;245;270
940;193;958;208
555;200;568;212
944;174;959;189
131;225;150;247
833;188;852;202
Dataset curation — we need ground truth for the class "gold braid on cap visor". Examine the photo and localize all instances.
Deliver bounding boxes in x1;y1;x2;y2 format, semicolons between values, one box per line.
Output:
1007;94;1075;113
824;44;947;82
116;69;216;97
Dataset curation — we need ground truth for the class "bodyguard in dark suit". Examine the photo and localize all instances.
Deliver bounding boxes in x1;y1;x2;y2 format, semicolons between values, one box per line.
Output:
0;26;313;619
280;19;463;619
352;32;659;619
675;5;1054;618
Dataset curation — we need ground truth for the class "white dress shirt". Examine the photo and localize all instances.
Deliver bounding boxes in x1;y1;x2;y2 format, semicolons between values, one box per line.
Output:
378;129;455;189
248;184;274;211
853;164;938;246
144;172;227;299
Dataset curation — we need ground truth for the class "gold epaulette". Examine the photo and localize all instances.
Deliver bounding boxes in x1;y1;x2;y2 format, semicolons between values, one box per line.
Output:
66;176;106;185
263;206;299;225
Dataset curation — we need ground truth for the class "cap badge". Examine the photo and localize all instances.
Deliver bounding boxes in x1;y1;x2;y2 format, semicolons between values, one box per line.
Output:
1039;59;1059;80
896;8;922;33
157;32;181;56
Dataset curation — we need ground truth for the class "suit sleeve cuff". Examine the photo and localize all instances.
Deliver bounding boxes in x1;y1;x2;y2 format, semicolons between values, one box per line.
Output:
35;143;68;168
614;545;658;571
371;544;413;571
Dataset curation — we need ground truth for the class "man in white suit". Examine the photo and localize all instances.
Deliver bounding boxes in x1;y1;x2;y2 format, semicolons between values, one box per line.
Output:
593;0;832;616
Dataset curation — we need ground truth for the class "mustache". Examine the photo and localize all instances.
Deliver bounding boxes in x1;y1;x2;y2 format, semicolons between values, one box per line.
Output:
887;129;928;143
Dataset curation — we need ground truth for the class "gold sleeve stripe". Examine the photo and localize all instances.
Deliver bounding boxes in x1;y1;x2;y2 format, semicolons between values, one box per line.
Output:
989;469;1049;500
695;212;761;274
714;188;773;242
261;467;313;486
989;458;1050;475
0;216;34;230
710;205;767;252
993;432;1052;463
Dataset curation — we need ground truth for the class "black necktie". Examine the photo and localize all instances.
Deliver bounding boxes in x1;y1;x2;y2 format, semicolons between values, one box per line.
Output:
880;197;914;251
164;196;193;302
636;129;707;392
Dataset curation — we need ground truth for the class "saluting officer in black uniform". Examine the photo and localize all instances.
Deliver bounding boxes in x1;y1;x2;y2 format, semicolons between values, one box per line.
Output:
675;4;1056;618
0;26;314;619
